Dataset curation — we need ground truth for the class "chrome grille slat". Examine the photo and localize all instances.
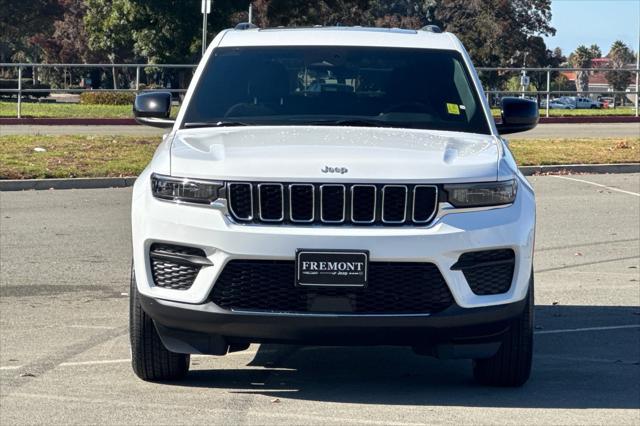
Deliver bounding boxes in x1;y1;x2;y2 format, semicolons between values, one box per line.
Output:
351;185;377;224
412;185;438;223
227;182;253;221
227;182;437;226
257;183;284;222
320;184;346;223
381;185;408;223
289;184;315;223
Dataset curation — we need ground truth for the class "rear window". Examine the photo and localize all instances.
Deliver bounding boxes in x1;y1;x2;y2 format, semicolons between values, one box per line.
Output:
183;46;490;134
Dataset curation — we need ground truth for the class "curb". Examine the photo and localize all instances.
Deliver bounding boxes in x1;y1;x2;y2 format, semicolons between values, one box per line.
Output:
0;177;137;191
1;116;639;125
519;163;640;176
1;164;638;191
0;118;137;125
538;116;640;124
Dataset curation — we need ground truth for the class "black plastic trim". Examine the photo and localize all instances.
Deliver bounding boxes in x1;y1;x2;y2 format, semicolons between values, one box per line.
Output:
149;250;213;267
140;294;527;346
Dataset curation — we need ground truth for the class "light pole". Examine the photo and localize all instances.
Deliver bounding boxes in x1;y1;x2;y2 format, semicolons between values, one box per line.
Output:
636;13;640;117
520;52;529;99
202;0;211;56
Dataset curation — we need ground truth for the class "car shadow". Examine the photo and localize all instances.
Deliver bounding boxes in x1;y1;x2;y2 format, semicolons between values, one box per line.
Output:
169;305;640;409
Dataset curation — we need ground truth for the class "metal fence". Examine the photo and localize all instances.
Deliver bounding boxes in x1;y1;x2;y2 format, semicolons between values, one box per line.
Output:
476;67;640;118
1;63;639;118
0;63;198;118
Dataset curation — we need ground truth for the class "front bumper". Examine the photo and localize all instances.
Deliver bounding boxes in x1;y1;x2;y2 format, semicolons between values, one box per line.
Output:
140;292;527;358
132;171;535;309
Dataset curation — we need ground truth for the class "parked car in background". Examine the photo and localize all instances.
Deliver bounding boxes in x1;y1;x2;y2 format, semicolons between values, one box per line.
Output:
541;98;575;109
598;97;616;108
561;96;602;109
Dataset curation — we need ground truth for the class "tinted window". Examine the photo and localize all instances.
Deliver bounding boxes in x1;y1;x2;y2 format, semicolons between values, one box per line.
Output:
183;46;490;134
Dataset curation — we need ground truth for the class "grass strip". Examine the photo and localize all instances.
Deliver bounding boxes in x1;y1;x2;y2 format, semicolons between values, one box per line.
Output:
490;108;637;117
0;101;180;119
508;138;639;166
0;135;638;179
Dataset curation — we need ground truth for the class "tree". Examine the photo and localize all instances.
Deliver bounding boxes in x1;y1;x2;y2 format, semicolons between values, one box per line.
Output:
367;0;433;28
28;0;95;86
568;45;597;94
84;0;137;88
0;0;62;74
429;0;555;90
521;40;566;97
251;0;372;27
605;40;635;106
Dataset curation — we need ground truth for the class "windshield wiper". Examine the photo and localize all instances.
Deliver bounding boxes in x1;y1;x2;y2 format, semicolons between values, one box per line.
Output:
307;119;385;127
183;121;250;128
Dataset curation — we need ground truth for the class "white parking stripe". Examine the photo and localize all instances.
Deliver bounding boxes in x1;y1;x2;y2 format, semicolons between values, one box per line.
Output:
59;359;130;367
535;324;640;335
2;324;637;371
552;175;640;197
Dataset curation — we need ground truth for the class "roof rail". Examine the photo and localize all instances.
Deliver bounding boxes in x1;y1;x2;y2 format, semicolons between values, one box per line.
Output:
421;25;442;33
235;22;258;30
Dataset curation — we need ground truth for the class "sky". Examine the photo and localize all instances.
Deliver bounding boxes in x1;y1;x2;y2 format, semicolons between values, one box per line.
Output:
543;0;640;55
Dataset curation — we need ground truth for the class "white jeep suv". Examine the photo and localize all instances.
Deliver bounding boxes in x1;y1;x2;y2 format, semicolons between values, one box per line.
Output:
130;25;538;387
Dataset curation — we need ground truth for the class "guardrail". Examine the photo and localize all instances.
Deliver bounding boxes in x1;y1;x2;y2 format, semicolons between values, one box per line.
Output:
1;63;638;118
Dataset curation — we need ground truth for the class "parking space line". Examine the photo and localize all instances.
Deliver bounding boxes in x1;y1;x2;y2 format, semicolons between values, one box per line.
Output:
59;359;130;367
551;175;640;197
535;324;640;335
0;352;258;371
536;355;639;365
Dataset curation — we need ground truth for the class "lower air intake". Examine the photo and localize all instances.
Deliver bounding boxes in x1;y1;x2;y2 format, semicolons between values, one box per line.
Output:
210;260;453;314
455;249;516;295
149;243;206;290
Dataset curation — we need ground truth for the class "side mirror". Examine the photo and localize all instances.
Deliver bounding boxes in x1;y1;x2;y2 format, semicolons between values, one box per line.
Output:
496;97;538;135
133;92;174;128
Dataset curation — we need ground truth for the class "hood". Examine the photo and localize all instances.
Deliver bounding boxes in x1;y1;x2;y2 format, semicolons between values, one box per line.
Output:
170;126;500;183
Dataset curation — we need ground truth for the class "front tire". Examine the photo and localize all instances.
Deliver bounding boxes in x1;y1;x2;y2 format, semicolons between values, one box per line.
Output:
472;273;534;387
130;263;190;381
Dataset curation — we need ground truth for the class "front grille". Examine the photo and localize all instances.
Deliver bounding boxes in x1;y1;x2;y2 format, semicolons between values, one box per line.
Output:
227;182;438;226
210;260;453;314
149;243;206;290
455;249;515;295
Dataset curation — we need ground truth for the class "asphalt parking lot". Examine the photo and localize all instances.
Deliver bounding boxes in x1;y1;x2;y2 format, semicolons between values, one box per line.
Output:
1;173;639;425
2;122;640;138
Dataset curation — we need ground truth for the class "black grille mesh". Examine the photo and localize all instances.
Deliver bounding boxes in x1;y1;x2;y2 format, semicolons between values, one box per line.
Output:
457;249;515;295
259;184;283;220
413;186;438;222
352;185;376;222
149;244;206;290
228;183;252;220
321;185;345;222
210;260;453;314
382;186;407;222
290;185;314;221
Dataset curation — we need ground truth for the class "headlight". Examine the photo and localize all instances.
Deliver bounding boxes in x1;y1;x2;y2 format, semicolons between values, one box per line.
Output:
151;174;223;204
444;179;517;208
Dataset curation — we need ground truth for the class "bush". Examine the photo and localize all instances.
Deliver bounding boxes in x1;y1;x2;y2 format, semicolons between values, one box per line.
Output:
0;79;51;99
80;91;136;105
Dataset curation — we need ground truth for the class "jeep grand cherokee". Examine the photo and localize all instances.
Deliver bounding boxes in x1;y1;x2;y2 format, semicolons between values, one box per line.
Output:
129;24;538;387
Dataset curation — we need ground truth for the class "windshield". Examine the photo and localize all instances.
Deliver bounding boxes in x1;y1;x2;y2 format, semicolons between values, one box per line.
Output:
182;46;490;134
